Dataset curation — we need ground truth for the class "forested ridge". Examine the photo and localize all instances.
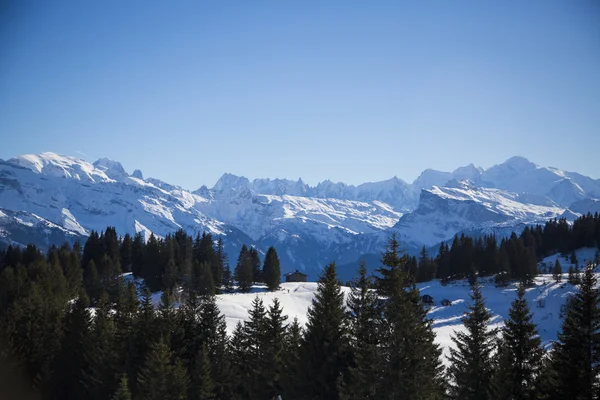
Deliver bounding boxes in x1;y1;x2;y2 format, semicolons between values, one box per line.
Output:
1;214;600;399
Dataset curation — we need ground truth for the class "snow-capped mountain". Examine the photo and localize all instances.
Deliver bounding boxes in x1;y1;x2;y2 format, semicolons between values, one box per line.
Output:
1;151;598;278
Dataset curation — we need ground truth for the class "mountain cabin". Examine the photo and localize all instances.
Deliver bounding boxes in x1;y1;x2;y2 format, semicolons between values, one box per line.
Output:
285;270;308;283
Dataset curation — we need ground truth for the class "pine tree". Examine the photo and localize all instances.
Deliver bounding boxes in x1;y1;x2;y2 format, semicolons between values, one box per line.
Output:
447;281;497;400
192;261;215;296
282;317;303;399
375;233;410;297
53;288;92;400
189;344;215;400
264;298;288;398
86;292;118;400
84;259;102;303
377;236;445;400
551;263;600;399
163;258;179;291
552;259;562;283
242;296;269;398
493;284;543;400
298;262;349;400
112;375;132;400
234;245;253;293
229;321;250;399
131;289;157;396
215;237;227;292
263;246;281;291
249;247;262;283
343;261;382;399
137;338;188;400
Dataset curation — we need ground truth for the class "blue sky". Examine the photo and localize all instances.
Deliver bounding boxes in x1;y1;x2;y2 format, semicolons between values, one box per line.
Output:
1;1;599;189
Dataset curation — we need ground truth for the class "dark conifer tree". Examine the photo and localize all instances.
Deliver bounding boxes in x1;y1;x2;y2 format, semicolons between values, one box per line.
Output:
447;281;496;400
214;237;227;292
131;232;145;278
298;262;349;400
493;284;543;400
137;338;188;400
264;298;288;398
375;233;409;297
163;258;179;291
249;247;262;283
229;321;250;399
343;261;382;399
242;296;269;398
282;317;303;399
120;233;134;273
86;292;118;400
84;259;102;303
198;295;231;399
130;289;157;396
112;375;132;400
189;344;215;400
53;288;92;400
377;236;445;400
550;263;600;399
263;246;281;291
552;259;562;283
234;245;253;293
192;261;215;296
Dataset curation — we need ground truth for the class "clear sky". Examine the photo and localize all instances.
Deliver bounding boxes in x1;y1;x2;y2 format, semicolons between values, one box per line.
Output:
1;1;599;189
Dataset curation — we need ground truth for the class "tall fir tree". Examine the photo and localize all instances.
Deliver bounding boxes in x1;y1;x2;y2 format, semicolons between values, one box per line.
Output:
298;262;349;400
377;236;445;400
263;247;281;291
189;344;215;400
53;288;92;400
137;338;188;400
552;259;562;283
86;292;119;400
447;281;497;400
234;245;253;293
249;247;262;283
112;375;132;400
342;261;382;399
243;296;269;399
264;298;288;399
493;284;543;400
550;263;600;400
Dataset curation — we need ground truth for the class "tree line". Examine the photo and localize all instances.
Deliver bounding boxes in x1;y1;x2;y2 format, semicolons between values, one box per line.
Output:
1;232;600;400
416;213;600;285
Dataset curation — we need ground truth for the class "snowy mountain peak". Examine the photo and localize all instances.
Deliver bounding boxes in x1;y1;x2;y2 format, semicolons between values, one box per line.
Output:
212;173;251;192
93;158;128;180
412;168;453;190
7;152;111;183
452;163;483;180
499;156;537;171
132;169;144;180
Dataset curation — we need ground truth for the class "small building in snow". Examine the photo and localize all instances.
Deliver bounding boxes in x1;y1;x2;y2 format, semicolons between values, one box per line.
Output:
285;270;308;283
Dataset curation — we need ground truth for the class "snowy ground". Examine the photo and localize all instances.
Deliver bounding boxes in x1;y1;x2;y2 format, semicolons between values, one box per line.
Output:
213;247;599;363
118;248;598;363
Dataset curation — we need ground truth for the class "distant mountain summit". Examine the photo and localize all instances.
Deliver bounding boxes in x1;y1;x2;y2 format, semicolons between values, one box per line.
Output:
1;152;598;277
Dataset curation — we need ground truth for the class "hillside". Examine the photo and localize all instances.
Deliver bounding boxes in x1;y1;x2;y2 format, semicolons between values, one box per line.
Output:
211;247;599;361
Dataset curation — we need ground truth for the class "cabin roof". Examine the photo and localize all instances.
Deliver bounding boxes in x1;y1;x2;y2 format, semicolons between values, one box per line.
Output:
284;269;308;277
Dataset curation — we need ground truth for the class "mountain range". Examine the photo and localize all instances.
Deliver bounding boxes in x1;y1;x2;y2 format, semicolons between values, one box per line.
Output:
1;152;599;280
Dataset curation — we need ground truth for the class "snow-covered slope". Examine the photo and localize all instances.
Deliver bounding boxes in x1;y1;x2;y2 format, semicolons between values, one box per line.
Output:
213;271;598;363
391;180;565;248
1;152;599;278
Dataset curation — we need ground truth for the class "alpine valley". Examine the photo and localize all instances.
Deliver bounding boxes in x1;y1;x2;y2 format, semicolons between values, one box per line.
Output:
1;152;599;280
